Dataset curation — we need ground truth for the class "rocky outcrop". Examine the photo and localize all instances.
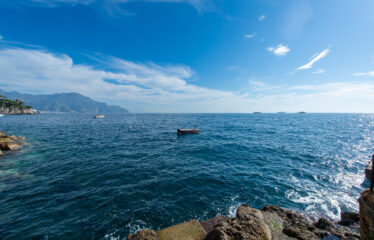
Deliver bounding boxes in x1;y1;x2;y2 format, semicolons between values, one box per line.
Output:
127;205;360;240
0;131;25;155
0;107;37;115
262;206;360;240
206;205;272;240
201;216;228;234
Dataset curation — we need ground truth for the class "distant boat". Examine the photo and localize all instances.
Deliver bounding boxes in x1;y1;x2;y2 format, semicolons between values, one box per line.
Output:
94;115;105;119
177;129;199;135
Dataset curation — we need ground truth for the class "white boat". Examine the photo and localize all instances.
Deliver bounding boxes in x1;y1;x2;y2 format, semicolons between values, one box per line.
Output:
94;115;105;119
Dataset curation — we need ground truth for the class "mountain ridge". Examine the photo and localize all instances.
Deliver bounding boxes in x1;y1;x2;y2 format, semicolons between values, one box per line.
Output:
0;90;129;113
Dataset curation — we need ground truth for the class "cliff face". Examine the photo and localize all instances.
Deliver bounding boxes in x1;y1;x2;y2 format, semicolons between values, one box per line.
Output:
0;107;37;115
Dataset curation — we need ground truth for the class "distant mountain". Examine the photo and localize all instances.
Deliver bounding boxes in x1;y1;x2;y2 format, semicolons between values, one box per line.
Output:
0;90;129;113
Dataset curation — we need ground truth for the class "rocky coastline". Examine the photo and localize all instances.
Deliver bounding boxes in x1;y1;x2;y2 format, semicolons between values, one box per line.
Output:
0;107;38;115
0;131;26;156
128;205;360;240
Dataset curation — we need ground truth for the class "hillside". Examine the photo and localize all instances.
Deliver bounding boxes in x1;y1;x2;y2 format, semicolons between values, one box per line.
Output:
0;90;129;113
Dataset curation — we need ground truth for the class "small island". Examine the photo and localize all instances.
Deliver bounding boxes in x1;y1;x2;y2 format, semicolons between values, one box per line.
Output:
0;94;38;115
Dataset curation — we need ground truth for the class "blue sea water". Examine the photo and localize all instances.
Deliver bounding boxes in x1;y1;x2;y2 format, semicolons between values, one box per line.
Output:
0;113;372;239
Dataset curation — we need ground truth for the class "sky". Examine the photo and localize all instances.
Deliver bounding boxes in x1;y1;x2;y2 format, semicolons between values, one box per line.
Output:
0;0;374;113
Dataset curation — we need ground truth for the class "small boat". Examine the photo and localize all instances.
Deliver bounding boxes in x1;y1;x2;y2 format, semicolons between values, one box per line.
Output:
94;115;105;119
177;129;199;135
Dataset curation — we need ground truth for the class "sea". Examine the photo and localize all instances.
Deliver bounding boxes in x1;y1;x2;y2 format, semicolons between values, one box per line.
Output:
0;113;372;239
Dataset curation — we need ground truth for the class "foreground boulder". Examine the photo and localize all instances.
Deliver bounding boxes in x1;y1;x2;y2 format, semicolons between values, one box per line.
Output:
200;216;228;234
128;229;159;240
206;205;272;240
156;219;206;240
0;132;25;154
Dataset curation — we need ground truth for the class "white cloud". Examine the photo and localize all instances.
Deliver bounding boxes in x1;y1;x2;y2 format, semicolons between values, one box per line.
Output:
296;46;330;70
1;47;374;113
313;69;325;74
258;15;266;21
354;71;374;77
267;44;290;56
244;33;256;39
0;48;245;112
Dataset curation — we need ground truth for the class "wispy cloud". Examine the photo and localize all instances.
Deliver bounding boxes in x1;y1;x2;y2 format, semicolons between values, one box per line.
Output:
228;66;239;70
354;71;374;77
296;46;330;70
244;33;256;39
267;44;290;56
18;0;214;13
0;47;248;112
313;69;325;74
258;15;266;21
2;47;374;113
281;1;312;39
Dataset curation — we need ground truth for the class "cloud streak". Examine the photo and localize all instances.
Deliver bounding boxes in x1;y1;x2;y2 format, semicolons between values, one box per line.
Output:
354;71;374;77
244;33;256;39
17;0;214;12
296;46;330;70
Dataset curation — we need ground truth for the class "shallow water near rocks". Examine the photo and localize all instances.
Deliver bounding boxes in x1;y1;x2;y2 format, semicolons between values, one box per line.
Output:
0;113;372;239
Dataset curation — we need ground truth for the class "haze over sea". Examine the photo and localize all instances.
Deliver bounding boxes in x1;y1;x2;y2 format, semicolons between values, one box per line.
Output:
0;113;371;239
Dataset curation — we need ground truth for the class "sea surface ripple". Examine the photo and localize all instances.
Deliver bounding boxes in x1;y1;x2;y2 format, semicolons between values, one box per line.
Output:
0;113;372;239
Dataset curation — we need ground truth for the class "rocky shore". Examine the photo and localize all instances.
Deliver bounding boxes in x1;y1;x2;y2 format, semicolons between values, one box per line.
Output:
0;107;38;115
0;132;26;156
128;205;360;240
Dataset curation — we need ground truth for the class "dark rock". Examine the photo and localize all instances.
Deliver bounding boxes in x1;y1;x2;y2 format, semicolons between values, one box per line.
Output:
200;216;228;234
366;161;372;180
315;218;334;231
338;212;360;227
127;229;159;240
262;205;359;240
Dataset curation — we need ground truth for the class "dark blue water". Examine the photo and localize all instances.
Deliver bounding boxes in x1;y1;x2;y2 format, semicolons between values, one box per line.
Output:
0;113;372;239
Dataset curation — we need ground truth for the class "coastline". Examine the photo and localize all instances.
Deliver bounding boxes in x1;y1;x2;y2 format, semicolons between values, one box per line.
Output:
128;204;360;240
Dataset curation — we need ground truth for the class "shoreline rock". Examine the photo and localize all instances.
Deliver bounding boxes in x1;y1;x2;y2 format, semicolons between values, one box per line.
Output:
128;205;360;240
0;131;26;155
365;161;372;180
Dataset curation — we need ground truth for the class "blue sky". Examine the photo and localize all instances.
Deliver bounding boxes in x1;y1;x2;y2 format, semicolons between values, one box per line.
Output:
0;0;374;112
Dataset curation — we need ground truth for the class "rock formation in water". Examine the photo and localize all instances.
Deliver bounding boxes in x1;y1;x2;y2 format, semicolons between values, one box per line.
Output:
0;132;26;155
0;94;37;115
127;204;360;240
